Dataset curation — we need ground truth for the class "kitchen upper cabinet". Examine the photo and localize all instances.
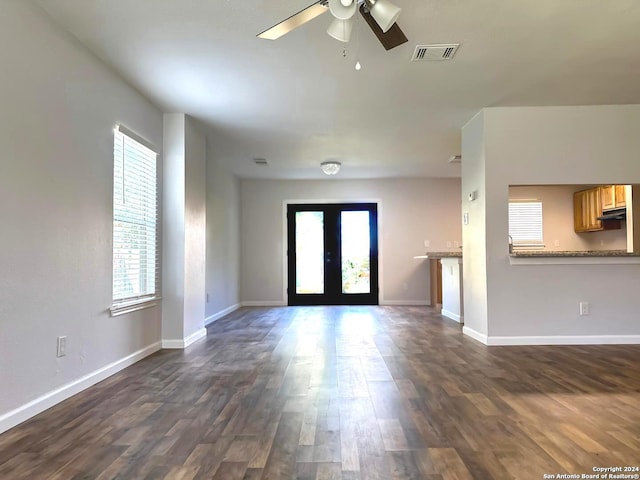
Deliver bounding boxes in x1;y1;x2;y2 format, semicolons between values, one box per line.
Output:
602;185;628;210
615;185;627;208
574;190;588;232
574;187;603;232
602;185;615;210
574;187;622;233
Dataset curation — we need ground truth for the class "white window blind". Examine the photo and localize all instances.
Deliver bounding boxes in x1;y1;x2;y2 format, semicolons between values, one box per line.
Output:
508;201;544;245
112;126;159;308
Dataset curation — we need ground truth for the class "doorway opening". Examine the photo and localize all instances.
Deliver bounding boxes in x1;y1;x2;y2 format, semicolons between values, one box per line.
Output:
287;203;379;305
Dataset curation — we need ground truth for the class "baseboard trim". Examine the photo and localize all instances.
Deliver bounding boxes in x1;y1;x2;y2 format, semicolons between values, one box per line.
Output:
379;300;430;306
486;335;640;346
0;341;162;435
240;301;287;307
184;328;207;347
463;326;488;345
161;327;207;349
205;304;241;326
441;309;463;323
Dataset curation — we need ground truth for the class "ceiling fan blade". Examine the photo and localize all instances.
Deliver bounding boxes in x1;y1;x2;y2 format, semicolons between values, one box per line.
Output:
359;4;408;51
257;1;329;40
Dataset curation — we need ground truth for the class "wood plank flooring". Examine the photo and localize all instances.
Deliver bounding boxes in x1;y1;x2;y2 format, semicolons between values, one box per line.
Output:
1;306;639;479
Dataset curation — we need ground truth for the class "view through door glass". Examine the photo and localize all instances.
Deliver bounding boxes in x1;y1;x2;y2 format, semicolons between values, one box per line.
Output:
287;203;378;306
295;211;324;294
341;210;370;294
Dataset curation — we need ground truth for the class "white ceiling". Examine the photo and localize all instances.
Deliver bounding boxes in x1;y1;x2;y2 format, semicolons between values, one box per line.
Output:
36;0;640;179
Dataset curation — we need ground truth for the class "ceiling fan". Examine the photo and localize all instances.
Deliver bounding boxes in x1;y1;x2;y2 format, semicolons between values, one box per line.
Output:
257;0;408;51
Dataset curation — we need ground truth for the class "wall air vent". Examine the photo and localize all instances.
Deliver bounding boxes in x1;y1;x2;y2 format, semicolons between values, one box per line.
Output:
411;44;460;62
253;158;268;166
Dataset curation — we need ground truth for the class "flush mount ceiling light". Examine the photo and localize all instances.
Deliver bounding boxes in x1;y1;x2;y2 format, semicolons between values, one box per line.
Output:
321;160;341;175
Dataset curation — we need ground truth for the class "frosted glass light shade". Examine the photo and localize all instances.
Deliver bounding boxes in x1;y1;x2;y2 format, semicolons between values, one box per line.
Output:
369;0;401;33
321;161;341;175
327;18;353;43
328;0;356;20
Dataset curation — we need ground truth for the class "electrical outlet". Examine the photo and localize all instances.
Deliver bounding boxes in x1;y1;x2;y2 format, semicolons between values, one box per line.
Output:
554;240;560;247
579;302;590;316
423;240;430;248
446;241;452;248
463;212;469;225
57;336;67;357
454;241;460;248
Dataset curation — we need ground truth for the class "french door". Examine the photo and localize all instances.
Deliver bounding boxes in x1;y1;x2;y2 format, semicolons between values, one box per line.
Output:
287;203;378;306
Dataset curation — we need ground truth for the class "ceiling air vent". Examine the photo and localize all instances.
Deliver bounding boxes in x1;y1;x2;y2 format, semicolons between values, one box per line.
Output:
253;158;268;166
412;44;460;62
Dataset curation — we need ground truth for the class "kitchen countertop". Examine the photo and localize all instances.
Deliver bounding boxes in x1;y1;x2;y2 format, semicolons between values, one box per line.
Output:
509;250;640;265
413;251;463;259
510;250;640;257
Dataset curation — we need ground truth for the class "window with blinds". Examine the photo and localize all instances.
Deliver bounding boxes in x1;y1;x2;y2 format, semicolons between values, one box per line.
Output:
508;201;544;246
112;126;159;311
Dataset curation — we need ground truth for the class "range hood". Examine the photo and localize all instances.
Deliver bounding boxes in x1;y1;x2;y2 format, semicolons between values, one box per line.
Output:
597;208;626;221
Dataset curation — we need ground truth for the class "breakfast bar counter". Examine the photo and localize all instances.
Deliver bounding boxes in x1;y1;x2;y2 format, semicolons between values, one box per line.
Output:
414;252;463;323
509;250;640;265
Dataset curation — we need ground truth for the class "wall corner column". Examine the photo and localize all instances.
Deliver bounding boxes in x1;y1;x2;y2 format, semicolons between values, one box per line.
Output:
162;114;207;349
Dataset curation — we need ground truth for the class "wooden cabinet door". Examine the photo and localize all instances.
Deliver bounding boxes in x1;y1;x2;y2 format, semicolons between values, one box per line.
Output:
574;190;587;232
588;188;603;230
574;188;604;232
601;185;615;210
429;259;442;308
615;185;627;208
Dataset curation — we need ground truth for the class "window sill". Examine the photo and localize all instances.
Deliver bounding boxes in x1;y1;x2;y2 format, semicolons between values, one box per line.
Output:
110;296;161;317
513;243;546;249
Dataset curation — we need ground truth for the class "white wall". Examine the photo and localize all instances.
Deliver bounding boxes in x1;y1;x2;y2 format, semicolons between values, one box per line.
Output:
441;258;463;323
162;115;186;340
240;178;462;305
509;185;627;252
461;112;489;339
0;1;163;431
466;105;640;342
205;153;240;321
162;114;206;344
184;118;206;339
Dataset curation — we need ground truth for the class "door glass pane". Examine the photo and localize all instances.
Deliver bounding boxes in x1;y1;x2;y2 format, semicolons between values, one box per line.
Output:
296;211;324;294
341;211;370;294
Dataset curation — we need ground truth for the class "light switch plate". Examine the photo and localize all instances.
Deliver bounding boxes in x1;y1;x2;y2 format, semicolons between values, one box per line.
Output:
57;336;67;357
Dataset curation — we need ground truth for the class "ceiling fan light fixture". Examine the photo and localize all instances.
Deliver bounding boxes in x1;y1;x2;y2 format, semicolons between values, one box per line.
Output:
328;0;357;20
365;0;401;33
327;17;353;43
321;161;341;175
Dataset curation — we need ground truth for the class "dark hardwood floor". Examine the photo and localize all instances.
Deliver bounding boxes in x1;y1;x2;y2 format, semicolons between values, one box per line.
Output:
1;306;639;479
